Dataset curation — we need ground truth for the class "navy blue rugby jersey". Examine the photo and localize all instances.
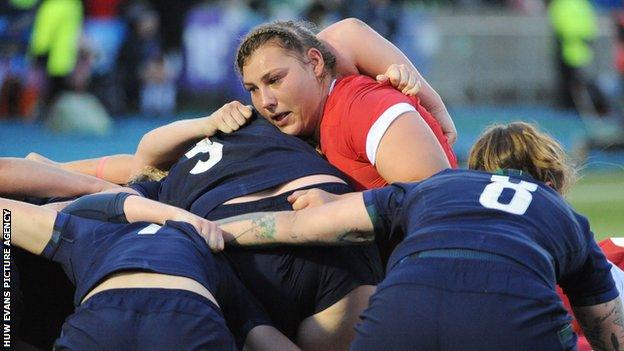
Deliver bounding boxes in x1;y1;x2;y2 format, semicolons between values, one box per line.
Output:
131;115;348;218
364;168;617;306
45;213;270;339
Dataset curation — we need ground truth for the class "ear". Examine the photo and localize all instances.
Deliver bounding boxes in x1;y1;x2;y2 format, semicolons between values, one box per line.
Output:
306;48;326;78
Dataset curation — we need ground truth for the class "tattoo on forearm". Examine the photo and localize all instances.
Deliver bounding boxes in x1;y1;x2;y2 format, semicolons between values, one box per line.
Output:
216;213;277;244
575;299;624;351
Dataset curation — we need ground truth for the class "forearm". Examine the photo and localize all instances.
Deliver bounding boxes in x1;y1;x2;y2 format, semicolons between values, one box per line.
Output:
122;194;178;225
62;154;134;184
0;197;57;255
244;325;300;351
573;296;624;351
0;158;119;197
132;117;215;175
217;194;374;246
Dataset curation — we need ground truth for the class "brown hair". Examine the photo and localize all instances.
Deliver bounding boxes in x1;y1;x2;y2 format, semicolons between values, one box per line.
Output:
235;20;336;77
468;122;578;194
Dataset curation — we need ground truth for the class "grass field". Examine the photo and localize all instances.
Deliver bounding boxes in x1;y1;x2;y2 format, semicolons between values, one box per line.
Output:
567;170;624;241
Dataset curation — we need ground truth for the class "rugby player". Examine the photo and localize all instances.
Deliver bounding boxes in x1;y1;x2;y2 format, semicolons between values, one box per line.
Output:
214;122;624;351
235;20;457;191
1;193;297;350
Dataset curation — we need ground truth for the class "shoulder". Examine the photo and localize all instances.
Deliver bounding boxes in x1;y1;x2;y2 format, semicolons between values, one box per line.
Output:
333;75;401;98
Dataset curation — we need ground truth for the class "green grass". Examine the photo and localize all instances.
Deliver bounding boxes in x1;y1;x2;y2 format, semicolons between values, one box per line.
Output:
567;170;624;241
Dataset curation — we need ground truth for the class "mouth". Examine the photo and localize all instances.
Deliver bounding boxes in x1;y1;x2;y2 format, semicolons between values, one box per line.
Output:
270;112;291;126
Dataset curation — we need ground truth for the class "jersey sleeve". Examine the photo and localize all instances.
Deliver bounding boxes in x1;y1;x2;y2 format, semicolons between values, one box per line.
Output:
128;180;161;200
559;232;619;306
346;80;418;165
213;255;272;348
362;183;409;242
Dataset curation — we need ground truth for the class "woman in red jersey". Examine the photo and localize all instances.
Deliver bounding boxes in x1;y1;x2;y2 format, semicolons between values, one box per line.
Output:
235;19;457;191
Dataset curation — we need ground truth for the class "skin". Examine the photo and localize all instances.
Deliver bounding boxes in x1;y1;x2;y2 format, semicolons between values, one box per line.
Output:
217;189;624;351
243;44;331;139
0;157;120;198
242;45;450;183
27;153;134;185
573;299;624;351
318;18;456;145
1;197;298;351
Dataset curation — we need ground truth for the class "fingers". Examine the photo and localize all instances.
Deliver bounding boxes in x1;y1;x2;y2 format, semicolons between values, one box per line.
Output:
213;101;253;133
403;74;421;96
397;65;410;91
291;196;311;211
242;105;254;118
288;189;314;210
403;78;421;96
200;220;224;252
382;64;421;96
288;188;336;210
445;131;458;146
385;64;401;88
287;190;309;204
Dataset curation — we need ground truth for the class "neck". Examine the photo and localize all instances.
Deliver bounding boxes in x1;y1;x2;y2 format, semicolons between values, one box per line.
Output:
312;74;334;142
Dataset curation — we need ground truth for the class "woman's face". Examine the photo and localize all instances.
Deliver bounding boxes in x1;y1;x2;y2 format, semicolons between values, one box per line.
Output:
242;44;328;137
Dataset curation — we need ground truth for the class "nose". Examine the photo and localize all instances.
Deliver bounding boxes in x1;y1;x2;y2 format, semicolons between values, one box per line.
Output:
260;88;277;112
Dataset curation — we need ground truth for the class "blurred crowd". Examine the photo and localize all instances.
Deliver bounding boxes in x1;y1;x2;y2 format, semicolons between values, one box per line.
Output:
0;0;622;133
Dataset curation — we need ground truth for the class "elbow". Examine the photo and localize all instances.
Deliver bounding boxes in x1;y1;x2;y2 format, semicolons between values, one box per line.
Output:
321;18;367;40
337;18;368;30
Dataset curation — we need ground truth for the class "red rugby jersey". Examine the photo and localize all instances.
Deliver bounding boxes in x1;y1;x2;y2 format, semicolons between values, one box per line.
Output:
319;75;457;190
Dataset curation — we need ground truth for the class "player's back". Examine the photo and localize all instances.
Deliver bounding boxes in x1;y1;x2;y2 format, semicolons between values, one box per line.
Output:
48;214;220;305
147;114;346;217
384;168;591;285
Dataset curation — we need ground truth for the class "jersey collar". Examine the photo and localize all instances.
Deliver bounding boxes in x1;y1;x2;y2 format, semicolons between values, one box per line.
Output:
494;168;535;181
328;79;337;95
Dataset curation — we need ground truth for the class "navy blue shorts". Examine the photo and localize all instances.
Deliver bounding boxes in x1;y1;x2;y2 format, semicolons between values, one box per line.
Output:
54;288;236;351
208;182;383;338
351;253;576;351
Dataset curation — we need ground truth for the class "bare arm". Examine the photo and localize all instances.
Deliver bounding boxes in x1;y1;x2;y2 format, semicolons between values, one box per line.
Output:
573;297;624;351
99;194;224;251
0;158;120;198
132;101;253;175
0;197;57;255
318;18;456;144
216;192;374;246
132;118;212;175
375;113;450;183
27;152;134;185
243;325;300;351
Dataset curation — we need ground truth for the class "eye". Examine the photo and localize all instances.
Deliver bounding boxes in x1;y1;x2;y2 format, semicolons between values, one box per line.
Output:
268;76;281;85
246;86;257;93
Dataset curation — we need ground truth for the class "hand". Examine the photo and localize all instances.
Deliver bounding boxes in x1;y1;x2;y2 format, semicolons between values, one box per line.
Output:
170;209;224;252
287;188;340;210
376;64;421;96
204;101;253;134
378;65;458;145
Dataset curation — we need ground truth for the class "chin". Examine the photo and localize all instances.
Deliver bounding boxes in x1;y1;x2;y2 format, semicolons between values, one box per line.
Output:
280;125;300;136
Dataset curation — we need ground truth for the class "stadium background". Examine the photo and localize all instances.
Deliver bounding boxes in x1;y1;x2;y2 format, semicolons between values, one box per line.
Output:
0;0;623;240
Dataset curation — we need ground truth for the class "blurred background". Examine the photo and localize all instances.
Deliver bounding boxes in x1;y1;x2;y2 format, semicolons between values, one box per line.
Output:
0;0;622;238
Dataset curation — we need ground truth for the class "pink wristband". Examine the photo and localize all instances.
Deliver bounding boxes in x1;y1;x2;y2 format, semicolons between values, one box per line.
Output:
95;156;109;179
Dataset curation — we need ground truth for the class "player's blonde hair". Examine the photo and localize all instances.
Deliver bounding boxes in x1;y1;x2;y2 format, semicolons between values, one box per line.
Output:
468;122;578;194
235;20;336;77
127;166;168;185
